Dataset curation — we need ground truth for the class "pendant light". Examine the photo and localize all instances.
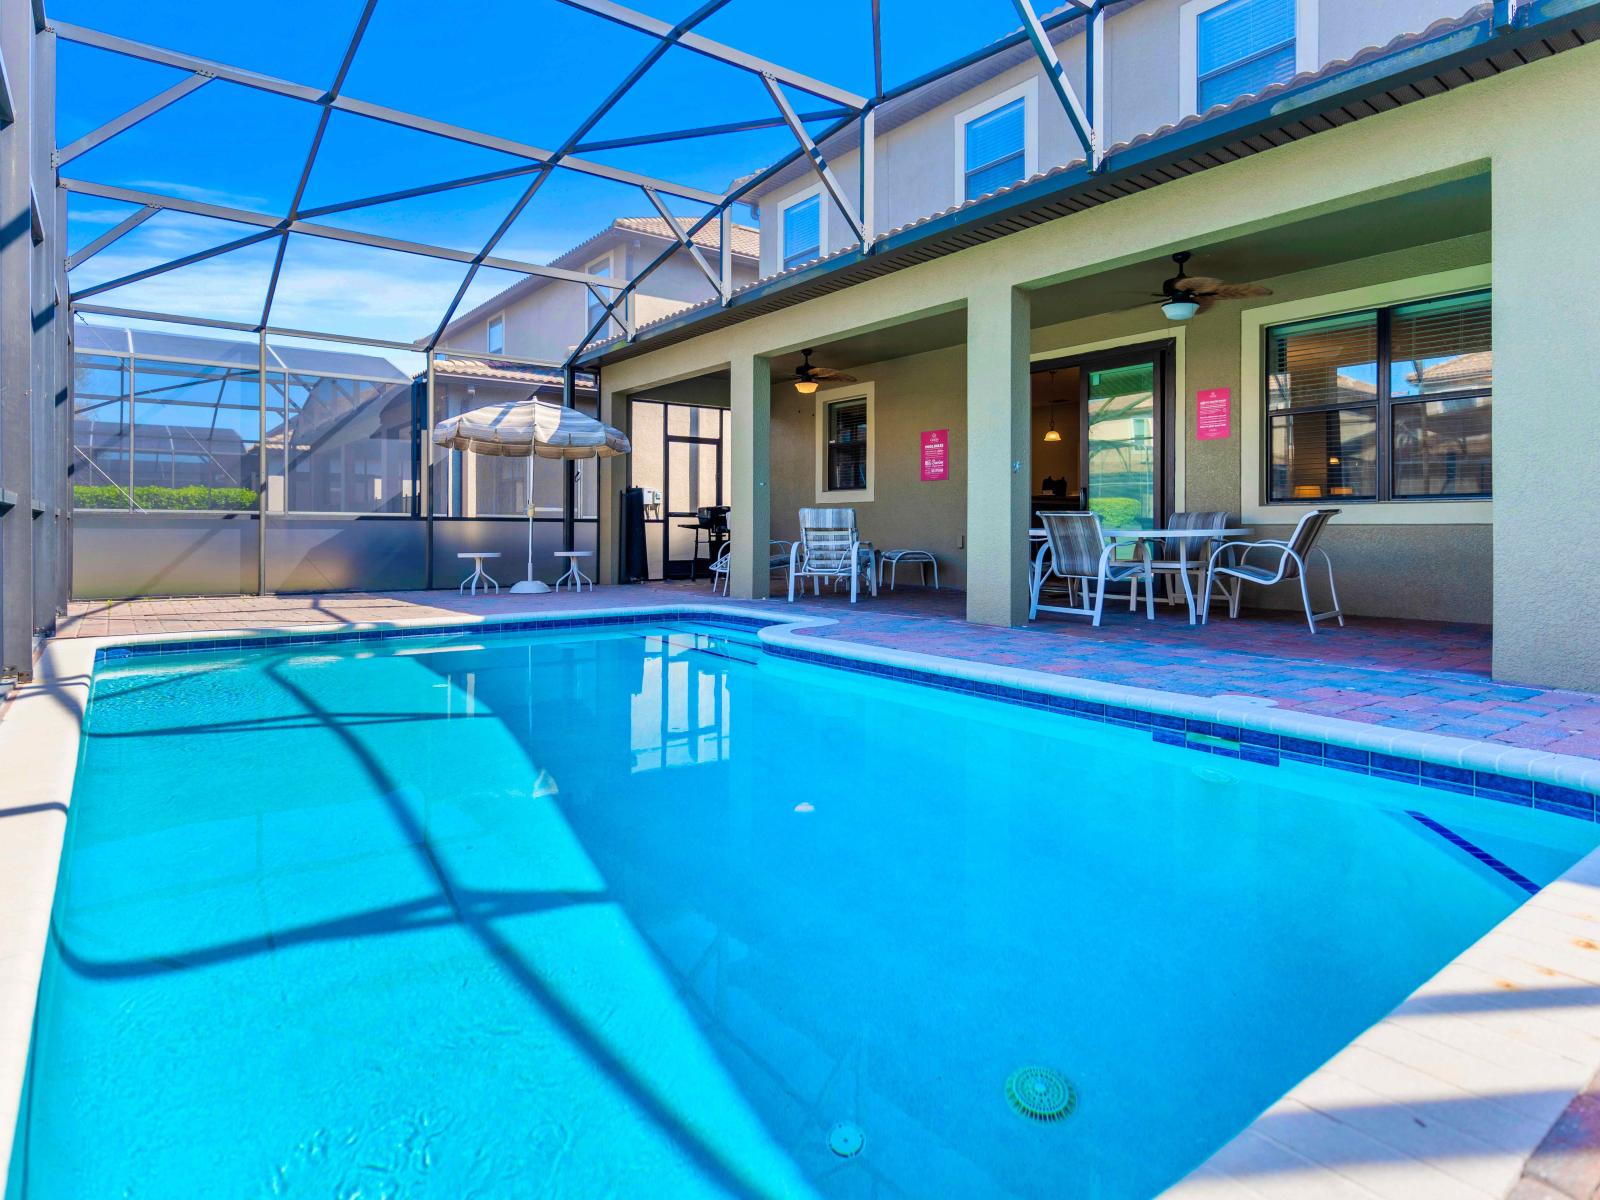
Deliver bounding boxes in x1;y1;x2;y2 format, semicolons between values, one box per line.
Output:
1042;371;1062;442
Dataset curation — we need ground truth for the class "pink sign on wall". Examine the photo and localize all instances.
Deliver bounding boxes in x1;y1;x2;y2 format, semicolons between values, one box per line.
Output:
920;429;949;481
1195;388;1231;440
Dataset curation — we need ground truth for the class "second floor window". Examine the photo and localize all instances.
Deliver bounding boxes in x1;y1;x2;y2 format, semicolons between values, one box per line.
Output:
587;258;611;334
783;195;821;270
963;97;1026;201
486;315;504;355
1265;290;1492;504
1196;0;1297;111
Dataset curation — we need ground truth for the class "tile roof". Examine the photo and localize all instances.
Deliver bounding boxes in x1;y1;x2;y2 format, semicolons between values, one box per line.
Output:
612;216;760;259
433;356;596;390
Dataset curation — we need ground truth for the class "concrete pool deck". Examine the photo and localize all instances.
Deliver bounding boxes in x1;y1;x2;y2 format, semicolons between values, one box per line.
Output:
8;589;1600;1197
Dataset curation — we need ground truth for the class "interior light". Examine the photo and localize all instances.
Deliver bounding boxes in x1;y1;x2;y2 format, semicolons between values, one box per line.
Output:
1043;428;1062;443
1162;299;1200;321
795;379;818;395
1327;455;1341;466
1292;485;1321;499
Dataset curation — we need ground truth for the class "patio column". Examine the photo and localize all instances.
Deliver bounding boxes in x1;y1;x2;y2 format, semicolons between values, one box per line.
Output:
965;282;1032;627
1492;137;1600;690
727;353;772;600
597;378;630;585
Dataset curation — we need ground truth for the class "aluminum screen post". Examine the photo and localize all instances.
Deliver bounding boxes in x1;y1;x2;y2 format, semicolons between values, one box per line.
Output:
423;351;435;588
562;367;576;554
257;332;268;595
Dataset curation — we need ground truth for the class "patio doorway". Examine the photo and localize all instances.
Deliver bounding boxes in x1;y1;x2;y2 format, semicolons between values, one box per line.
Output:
629;399;731;579
1031;341;1175;529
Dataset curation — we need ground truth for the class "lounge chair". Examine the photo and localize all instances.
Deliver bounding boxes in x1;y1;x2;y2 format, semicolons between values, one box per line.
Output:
788;508;877;602
1202;508;1344;633
1029;510;1154;626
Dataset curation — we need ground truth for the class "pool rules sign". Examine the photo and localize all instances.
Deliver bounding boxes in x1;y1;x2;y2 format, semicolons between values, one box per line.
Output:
1195;388;1231;440
921;429;949;481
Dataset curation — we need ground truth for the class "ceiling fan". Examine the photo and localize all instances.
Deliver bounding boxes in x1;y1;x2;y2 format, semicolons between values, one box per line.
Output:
791;348;857;394
1154;251;1272;320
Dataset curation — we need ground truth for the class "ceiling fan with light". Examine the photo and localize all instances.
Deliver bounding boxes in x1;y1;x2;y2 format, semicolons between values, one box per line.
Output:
790;348;858;394
1154;251;1272;320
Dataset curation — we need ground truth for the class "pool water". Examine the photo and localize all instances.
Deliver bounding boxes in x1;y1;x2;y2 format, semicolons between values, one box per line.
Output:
10;623;1598;1198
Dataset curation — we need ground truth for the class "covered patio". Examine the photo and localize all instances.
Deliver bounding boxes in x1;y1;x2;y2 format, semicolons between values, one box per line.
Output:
55;582;1600;762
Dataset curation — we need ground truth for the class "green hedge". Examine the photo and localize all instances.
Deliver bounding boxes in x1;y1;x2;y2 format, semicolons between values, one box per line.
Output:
1087;495;1144;528
74;485;257;511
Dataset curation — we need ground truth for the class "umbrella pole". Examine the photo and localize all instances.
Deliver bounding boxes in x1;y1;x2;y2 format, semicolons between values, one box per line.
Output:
510;455;550;594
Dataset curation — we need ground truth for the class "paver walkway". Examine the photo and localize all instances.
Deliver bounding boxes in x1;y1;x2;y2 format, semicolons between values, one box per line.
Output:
54;582;1600;760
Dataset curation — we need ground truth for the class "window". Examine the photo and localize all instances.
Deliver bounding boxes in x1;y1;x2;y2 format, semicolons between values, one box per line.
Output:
1191;0;1298;111
1265;291;1491;504
486;315;504;355
586;256;612;334
782;194;821;270
825;399;868;492
963;97;1026;200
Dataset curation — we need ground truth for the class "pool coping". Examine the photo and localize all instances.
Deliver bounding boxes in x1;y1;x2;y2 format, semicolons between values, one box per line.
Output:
3;601;1600;1198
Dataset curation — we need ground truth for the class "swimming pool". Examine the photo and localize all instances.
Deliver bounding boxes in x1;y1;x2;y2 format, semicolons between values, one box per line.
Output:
9;618;1599;1198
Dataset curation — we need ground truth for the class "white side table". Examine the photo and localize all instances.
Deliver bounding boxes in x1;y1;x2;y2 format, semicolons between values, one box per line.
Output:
457;551;501;595
553;550;593;592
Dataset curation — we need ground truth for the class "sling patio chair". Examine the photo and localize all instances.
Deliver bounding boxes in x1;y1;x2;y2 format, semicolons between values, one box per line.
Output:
1202;507;1344;633
1131;509;1234;625
788;508;877;602
709;540;793;596
1029;510;1155;626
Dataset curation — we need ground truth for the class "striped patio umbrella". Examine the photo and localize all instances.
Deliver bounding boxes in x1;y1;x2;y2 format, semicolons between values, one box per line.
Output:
432;399;630;592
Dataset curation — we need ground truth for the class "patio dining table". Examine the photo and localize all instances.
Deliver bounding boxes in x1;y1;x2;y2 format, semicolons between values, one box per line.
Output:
1029;523;1251;624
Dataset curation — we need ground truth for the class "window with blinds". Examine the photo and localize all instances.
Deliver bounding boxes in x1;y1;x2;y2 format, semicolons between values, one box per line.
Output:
1196;0;1296;111
1264;290;1491;503
964;97;1026;201
783;195;821;270
825;399;869;492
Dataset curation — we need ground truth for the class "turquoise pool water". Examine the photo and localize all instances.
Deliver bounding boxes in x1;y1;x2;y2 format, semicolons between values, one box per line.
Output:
10;622;1599;1198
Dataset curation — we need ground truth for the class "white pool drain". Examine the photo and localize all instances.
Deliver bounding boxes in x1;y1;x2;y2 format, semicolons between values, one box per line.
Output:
1005;1066;1077;1122
827;1122;865;1157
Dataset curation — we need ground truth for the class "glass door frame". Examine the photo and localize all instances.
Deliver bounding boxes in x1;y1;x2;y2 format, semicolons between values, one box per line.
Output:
1031;339;1177;527
629;398;729;580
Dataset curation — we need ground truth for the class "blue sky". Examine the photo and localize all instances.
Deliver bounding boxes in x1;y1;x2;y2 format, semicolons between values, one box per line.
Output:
58;0;1029;354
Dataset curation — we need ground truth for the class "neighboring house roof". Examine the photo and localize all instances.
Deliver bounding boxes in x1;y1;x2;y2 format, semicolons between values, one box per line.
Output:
1407;351;1492;388
585;1;1596;367
433;355;598;392
439;216;759;344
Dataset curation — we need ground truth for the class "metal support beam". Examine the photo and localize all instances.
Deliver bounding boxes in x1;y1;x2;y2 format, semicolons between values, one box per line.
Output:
1;0;35;673
572;109;851;154
260;0;378;329
1087;1;1106;169
64;203;158;269
561;366;576;553
52;21;723;205
761;74;866;244
641;186;724;301
61;179;626;298
555;0;867;108
858;107;876;248
1011;0;1096;168
296;163;547;220
718;206;733;305
72;302;431;353
57;74;211;165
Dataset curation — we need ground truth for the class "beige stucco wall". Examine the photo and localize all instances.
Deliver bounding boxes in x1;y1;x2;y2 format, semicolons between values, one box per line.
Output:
769;345;970;587
598;42;1600;688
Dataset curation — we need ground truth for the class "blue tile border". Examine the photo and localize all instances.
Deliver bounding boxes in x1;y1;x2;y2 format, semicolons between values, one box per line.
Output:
764;642;1600;826
93;611;1600;827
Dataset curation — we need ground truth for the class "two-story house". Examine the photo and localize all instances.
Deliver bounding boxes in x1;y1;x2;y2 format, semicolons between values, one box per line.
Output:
586;0;1600;692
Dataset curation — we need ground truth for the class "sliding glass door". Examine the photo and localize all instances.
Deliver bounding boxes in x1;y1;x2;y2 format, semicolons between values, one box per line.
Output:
1084;358;1159;530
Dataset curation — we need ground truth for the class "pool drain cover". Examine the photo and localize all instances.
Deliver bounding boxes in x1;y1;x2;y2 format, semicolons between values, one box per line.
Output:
1005;1066;1077;1122
828;1122;865;1157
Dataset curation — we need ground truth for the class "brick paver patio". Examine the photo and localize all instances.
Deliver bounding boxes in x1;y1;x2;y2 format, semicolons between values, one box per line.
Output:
54;582;1600;760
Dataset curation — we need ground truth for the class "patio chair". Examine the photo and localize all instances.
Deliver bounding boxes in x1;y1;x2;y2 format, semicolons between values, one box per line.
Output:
709;540;793;596
788;508;877;603
1029;511;1154;626
1202;508;1344;633
1132;510;1233;625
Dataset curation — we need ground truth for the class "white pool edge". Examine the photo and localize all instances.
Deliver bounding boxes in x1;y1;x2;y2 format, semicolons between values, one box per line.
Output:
3;603;1599;1198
